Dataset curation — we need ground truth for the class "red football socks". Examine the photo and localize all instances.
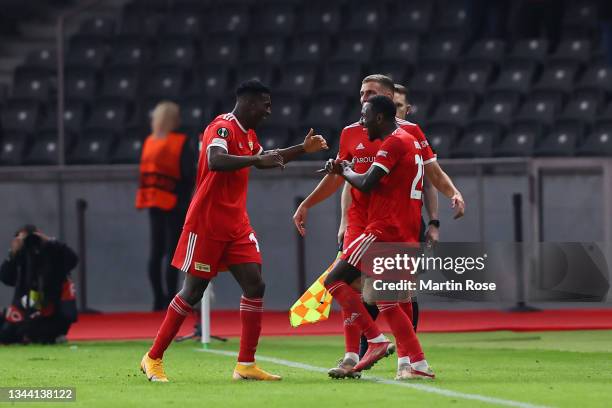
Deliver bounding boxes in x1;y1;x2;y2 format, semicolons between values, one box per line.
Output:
377;302;424;362
148;295;192;360
327;281;382;340
237;296;264;363
399;301;413;323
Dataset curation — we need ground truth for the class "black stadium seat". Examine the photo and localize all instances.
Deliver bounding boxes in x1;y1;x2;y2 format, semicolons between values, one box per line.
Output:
577;121;612;156
39;102;86;134
101;68;140;100
65;67;98;102
208;6;250;35
109;37;151;67
66;36;107;69
421;32;464;62
561;90;604;122
320;63;362;95
179;97;215;131
1;100;41;133
245;36;286;64
370;61;411;86
23;48;56;72
78;17;115;39
332;33;376;63
345;3;386;33
23;131;63;165
302;95;348;127
0;134;27;166
508;38;550;63
161;13;205;37
422;123;459;158
551;38;592;63
532;61;580;93
289;34;331;63
296;3;342;34
145;67;187;99
494;121;542;157
515;90;564;125
266;95;302;128
380;32;420;65
252;4;295;35
408;61;450;94
68;130;114;164
256;124;292;151
576;62;612;93
12;67;51;101
191;67;231;98
535;120;585;156
452;122;502;158
435;1;469;31
111;136;143;164
201;36;240;66
155;38;197;68
563;1;598;29
388;3;433;33
428;91;476;127
472;91;521;126
489;60;537;94
275;64;318;96
405;91;433;125
465;39;506;63
85;100;130;131
447;61;494;94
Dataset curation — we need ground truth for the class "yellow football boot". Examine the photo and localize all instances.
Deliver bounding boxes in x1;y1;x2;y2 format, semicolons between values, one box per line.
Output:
140;353;169;382
232;363;282;381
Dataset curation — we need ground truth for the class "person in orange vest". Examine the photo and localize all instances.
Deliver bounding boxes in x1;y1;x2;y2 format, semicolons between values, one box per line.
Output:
136;101;195;311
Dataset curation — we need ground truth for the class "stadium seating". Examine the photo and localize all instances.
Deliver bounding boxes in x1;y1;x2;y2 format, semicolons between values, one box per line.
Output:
2;0;612;166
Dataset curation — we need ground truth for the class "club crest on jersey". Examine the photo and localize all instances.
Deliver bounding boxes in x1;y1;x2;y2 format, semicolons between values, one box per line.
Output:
217;127;229;138
356;143;365;150
248;141;254;150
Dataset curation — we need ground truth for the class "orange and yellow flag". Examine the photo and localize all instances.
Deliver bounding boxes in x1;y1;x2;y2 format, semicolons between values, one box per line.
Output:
289;258;338;327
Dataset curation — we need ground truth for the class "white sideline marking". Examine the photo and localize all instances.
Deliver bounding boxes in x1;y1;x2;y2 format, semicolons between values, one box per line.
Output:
197;348;550;408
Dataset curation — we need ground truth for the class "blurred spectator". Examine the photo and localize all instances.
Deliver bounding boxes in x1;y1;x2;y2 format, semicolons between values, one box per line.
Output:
135;102;195;311
0;225;78;344
513;0;565;47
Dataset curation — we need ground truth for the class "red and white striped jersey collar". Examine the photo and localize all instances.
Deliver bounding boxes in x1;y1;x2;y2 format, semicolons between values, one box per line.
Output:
222;112;248;134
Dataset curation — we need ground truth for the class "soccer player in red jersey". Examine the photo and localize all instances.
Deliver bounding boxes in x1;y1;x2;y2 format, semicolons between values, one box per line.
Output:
140;79;328;382
293;75;464;377
323;95;442;379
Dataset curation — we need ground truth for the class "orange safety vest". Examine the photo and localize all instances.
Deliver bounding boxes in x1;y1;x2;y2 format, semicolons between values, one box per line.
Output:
135;132;187;211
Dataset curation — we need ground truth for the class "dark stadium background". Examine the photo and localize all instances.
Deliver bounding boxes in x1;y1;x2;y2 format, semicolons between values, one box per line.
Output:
0;0;610;311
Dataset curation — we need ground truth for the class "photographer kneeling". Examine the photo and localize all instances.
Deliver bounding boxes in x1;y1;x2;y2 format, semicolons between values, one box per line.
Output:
0;225;78;344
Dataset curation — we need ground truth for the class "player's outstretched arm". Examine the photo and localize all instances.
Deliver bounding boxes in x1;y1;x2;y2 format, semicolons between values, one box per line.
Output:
292;173;344;236
424;161;465;219
330;159;386;193
208;146;284;171
264;128;328;165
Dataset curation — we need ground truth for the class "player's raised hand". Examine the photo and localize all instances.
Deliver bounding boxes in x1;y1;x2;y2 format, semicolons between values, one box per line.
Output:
303;128;328;153
257;150;285;169
451;192;465;219
293;204;308;236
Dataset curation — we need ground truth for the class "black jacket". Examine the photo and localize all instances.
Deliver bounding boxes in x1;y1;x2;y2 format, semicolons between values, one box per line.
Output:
1;240;78;323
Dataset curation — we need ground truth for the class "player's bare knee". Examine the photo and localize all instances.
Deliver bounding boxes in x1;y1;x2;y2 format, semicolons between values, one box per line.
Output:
179;276;208;306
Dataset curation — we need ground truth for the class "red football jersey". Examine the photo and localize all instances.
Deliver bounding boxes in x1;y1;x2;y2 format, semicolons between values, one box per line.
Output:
183;113;263;241
337;119;435;230
367;127;424;242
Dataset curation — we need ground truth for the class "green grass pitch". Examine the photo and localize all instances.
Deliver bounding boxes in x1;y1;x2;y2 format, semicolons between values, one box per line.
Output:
2;330;611;408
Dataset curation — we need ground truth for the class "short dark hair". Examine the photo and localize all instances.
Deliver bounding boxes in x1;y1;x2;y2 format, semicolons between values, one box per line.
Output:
366;95;397;121
394;83;408;100
362;74;395;93
235;79;271;98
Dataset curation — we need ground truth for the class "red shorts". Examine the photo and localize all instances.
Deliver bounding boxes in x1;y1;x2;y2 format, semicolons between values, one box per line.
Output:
171;229;262;278
341;230;379;269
